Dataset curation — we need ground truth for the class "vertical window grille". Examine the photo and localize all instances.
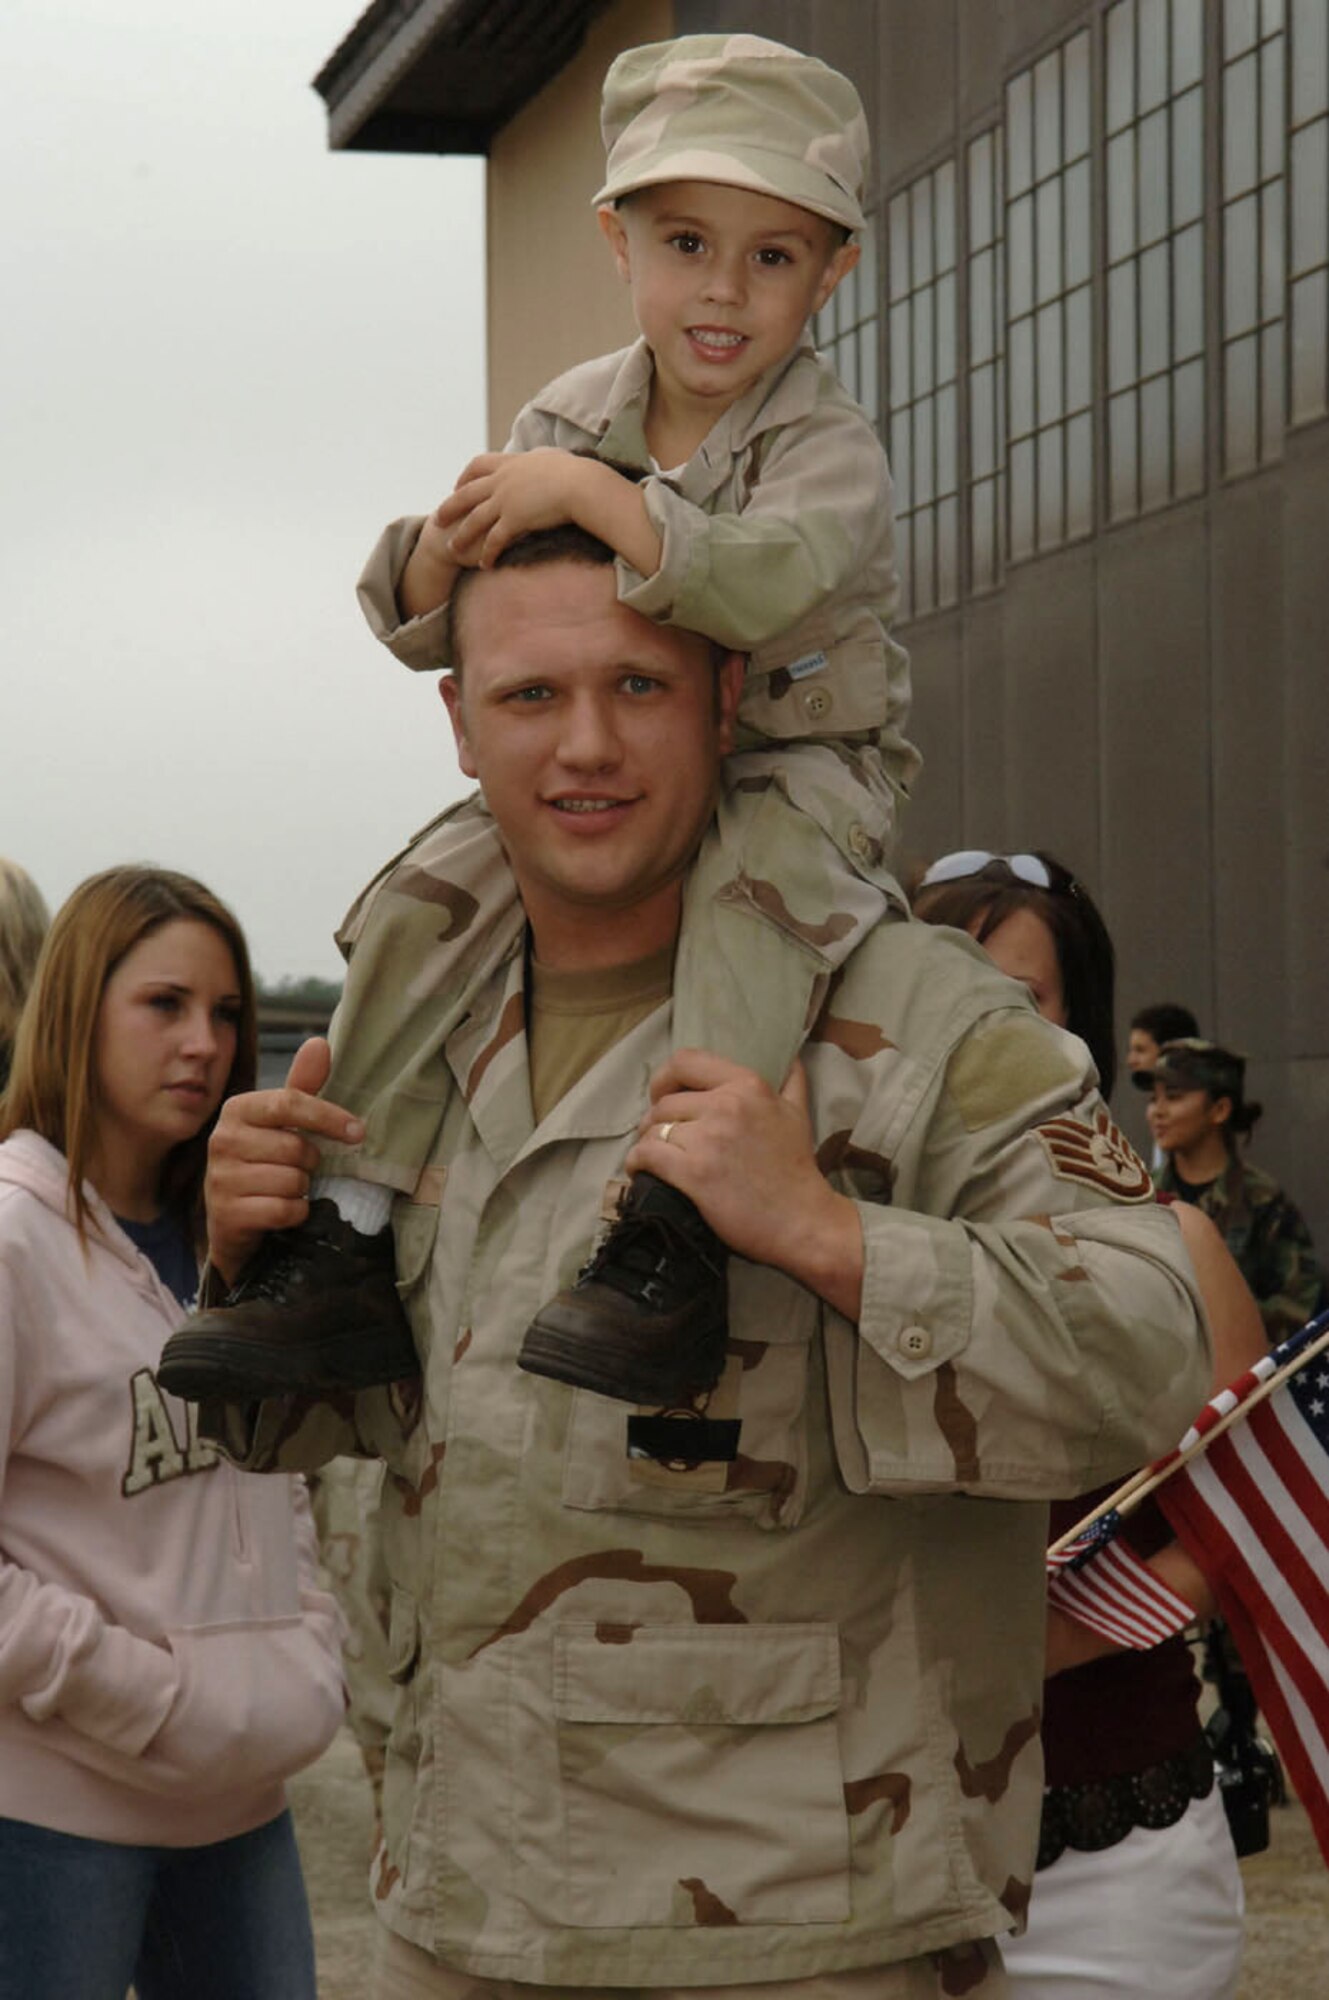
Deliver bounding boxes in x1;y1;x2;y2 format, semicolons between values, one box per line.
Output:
1104;0;1208;520
1221;0;1288;470
813;210;881;435
886;161;960;619
1289;0;1329;422
1005;30;1094;561
967;129;1006;593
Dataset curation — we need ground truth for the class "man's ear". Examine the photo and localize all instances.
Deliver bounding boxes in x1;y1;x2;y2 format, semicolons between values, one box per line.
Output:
812;237;860;317
439;676;478;779
716;651;745;756
597;203;632;283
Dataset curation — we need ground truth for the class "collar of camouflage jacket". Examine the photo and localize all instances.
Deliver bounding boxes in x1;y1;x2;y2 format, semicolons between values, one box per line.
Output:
445;941;668;1181
533;336;821;493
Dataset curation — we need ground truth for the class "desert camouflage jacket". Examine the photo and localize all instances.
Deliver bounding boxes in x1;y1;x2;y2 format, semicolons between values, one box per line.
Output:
205;892;1208;1984
357;338;916;782
1159;1153;1324;1347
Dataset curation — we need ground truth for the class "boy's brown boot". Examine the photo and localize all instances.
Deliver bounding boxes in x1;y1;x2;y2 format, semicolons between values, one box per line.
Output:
517;1173;728;1405
157;1198;419;1400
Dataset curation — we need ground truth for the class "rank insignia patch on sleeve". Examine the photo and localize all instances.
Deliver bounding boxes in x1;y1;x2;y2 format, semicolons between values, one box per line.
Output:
1035;1108;1154;1202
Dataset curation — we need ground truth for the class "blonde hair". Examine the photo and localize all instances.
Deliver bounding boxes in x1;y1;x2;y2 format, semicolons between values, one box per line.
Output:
0;866;257;1236
0;858;50;1068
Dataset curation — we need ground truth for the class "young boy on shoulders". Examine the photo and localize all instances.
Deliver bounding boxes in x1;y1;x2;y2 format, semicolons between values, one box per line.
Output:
161;34;918;1414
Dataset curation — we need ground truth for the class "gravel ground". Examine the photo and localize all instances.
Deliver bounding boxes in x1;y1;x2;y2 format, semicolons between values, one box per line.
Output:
1234;1790;1329;1997
292;1728;1328;1997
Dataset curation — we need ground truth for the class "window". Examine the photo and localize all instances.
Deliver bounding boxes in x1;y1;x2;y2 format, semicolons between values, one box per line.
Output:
813;211;881;433
1104;0;1208;519
1221;0;1287;471
967;130;1006;592
1290;0;1329;422
886;162;960;619
1006;31;1094;560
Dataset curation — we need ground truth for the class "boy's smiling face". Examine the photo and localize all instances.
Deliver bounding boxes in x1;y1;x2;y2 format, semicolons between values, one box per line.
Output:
599;180;858;429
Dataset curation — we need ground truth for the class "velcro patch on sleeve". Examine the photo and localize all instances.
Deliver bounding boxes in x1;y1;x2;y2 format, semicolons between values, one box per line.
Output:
1035;1108;1154;1202
946;1016;1084;1130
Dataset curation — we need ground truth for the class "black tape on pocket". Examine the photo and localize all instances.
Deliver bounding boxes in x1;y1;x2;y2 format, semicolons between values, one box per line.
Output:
625;1414;742;1467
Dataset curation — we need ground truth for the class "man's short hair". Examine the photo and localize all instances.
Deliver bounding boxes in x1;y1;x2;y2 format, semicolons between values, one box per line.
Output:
446;459;634;670
1130;1001;1199;1045
445;465;728;681
446;523;618;668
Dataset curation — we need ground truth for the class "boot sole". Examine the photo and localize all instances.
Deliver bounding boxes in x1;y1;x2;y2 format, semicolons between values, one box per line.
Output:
516;1318;727;1406
158;1325;419;1400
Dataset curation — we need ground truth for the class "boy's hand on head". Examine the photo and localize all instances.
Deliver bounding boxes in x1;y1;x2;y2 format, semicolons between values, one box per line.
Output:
398;510;464;622
437;448;588;568
439;450;664;578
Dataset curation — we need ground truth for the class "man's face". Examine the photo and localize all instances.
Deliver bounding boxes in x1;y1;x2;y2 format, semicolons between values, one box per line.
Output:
1126;1027;1160;1073
441;561;743;967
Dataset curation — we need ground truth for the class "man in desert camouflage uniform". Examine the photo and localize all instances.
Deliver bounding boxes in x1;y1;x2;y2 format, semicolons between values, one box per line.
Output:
308;1456;392;1833
198;530;1209;1999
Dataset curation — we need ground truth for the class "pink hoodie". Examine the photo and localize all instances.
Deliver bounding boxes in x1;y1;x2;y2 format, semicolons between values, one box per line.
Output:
0;1130;346;1846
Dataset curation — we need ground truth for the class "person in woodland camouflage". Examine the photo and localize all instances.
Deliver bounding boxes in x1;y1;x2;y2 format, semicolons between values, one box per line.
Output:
192;529;1210;2000
1126;1003;1200;1173
160;32;919;1417
1136;1038;1324;1346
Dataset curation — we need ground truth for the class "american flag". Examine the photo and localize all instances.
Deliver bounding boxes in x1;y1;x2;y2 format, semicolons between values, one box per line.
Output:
1047;1511;1195;1650
1046;1313;1329;1863
1156;1313;1329;1865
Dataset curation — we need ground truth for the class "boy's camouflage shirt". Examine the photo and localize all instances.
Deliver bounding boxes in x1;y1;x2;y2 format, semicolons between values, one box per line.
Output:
204;861;1209;1986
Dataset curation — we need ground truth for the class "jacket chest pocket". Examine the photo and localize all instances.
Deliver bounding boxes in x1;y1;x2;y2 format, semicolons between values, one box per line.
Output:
559;1258;818;1529
550;1621;849;1928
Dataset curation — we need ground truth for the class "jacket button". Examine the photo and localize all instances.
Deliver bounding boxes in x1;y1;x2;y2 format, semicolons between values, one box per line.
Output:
803;687;832;721
848;823;875;862
900;1325;932;1358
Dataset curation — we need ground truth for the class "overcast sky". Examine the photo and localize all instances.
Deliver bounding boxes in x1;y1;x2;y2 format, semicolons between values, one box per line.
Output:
3;0;486;982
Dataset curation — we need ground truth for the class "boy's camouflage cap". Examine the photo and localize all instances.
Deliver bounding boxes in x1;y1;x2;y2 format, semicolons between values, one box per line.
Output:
594;33;869;234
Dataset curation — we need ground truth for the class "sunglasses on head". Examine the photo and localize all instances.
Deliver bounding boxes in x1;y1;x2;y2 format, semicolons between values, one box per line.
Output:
917;850;1080;896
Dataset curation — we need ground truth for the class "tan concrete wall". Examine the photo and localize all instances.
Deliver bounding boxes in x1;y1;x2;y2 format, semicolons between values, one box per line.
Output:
486;0;673;445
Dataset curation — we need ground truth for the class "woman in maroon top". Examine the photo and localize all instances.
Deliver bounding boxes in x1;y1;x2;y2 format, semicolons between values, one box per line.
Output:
912;852;1263;1999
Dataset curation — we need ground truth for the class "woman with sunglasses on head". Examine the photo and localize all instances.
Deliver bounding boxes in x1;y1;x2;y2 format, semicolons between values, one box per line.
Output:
913;851;1263;2000
0;867;345;2000
1135;1038;1324;1349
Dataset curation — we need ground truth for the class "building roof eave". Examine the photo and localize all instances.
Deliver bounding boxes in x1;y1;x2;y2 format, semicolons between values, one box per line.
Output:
313;0;618;155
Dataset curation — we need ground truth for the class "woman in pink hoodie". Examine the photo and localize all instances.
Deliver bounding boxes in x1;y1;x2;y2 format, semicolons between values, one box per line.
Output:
0;867;346;2000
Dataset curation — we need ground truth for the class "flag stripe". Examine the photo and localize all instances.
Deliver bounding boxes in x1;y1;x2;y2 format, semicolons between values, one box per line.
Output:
1047;1537;1194;1649
1265;1647;1329;1827
1173;1357;1277;1454
1161;1434;1329;1861
1199;1428;1329;1646
1214;1578;1329;1852
1252;1391;1329;1542
1226;1417;1329;1635
1164;1464;1329;1725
